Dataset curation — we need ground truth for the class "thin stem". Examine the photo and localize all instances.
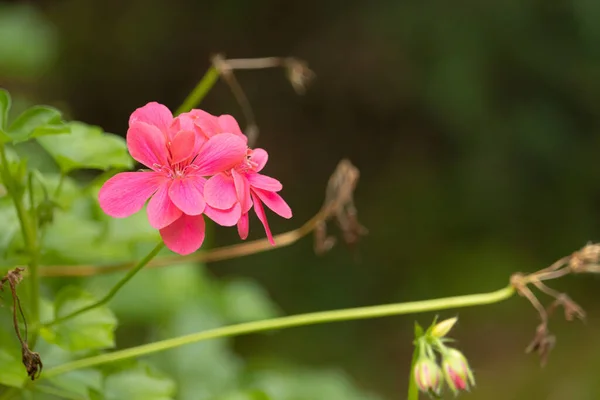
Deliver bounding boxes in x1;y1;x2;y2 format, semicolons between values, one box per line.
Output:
0;146;40;347
42;242;165;327
174;66;219;116
407;343;420;400
39;204;327;277
42;285;515;378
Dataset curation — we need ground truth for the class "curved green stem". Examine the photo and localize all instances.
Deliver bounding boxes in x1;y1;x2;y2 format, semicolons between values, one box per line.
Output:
174;66;219;116
42;242;165;327
43;285;515;378
0;146;40;347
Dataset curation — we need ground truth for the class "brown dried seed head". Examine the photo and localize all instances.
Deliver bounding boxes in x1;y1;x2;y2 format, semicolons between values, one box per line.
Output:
570;243;600;272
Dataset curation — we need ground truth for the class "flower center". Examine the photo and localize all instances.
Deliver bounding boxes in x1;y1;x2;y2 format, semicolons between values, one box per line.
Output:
152;163;199;179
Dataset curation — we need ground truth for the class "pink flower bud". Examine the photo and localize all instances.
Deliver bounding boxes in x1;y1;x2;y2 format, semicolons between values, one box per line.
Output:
413;358;442;394
442;349;475;394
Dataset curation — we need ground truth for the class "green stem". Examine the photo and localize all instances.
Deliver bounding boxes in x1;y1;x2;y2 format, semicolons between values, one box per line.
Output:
407;344;420;400
42;242;165;327
174;66;219;116
52;172;65;199
0;146;40;347
42;285;515;378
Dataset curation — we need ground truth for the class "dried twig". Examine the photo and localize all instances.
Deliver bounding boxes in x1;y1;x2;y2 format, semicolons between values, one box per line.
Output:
0;267;42;380
211;54;314;147
38;159;362;278
509;242;600;366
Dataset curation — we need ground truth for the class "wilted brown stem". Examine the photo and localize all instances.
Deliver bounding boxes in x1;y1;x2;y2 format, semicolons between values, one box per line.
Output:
38;159;361;278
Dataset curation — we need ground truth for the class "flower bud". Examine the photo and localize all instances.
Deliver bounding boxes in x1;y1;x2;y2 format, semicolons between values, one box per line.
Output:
413;358;442;394
431;317;458;338
442;349;475;394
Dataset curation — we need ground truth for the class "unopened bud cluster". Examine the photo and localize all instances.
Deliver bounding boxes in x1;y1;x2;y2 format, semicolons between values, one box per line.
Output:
412;317;475;397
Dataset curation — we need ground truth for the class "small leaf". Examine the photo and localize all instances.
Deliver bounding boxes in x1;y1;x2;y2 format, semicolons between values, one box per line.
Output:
414;321;423;338
103;364;176;400
8;105;69;142
0;88;11;131
38;121;133;172
40;286;117;352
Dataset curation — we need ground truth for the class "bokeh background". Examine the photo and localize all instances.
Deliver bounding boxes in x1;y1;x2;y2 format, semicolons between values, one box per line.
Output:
2;0;600;398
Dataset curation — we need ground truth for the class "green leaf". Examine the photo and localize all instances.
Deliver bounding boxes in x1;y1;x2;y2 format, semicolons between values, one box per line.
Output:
40;286;117;352
221;279;280;323
7;105;69;142
0;3;57;78
37;121;133;173
103;364;176;400
0;327;28;388
47;369;103;399
249;367;382;400
0;88;11;132
414;321;423;338
216;390;271;400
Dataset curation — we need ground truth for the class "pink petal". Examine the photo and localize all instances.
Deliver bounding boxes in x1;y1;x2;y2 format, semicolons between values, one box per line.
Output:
232;169;252;213
127;122;169;169
251;192;274;245
193;133;247;175
252;188;292;219
204;203;241;227
98;172;165;218
159;214;206;255
169;130;196;164
147;181;182;229
247;173;283;192
250;148;268;172
218;115;245;138
168;176;206;216
204;174;237;209
237;212;249;240
129;102;174;135
187;109;220;139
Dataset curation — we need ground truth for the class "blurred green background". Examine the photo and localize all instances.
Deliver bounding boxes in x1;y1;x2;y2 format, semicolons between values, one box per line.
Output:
2;0;600;398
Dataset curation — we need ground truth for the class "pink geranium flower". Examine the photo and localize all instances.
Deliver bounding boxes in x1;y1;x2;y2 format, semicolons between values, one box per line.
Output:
98;102;246;255
204;148;292;245
176;109;248;142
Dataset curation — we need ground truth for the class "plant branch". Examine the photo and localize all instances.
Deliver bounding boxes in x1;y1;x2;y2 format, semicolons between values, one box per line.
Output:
41;242;165;327
39;158;359;278
174;65;220;116
0;145;40;347
41;285;515;378
39;206;325;277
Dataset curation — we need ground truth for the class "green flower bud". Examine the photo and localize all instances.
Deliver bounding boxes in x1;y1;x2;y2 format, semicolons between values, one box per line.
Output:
431;317;458;338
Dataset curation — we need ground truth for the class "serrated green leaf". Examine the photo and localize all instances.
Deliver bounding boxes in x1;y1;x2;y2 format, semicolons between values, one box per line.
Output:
103;364;176;400
0;88;11;132
40;286;117;352
7;105;69;142
37;121;133;173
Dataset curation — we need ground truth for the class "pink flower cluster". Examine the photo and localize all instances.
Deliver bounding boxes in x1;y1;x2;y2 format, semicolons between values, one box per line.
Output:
98;102;291;255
